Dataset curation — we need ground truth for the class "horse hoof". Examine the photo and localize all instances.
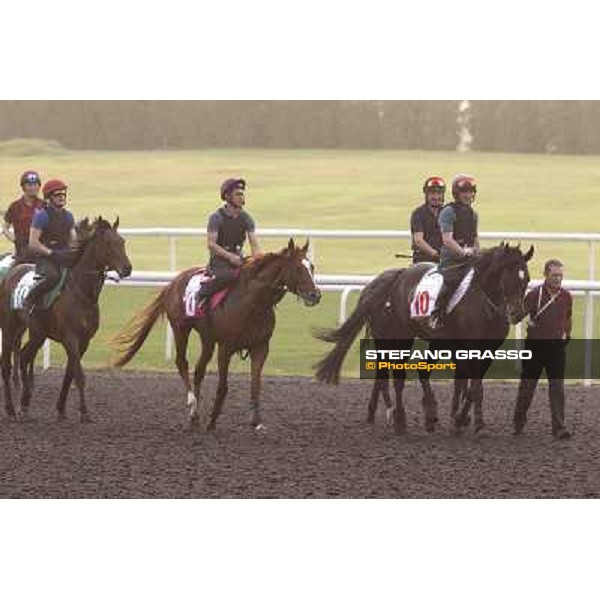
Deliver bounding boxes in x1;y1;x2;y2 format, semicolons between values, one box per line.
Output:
57;412;67;421
189;414;201;429
474;421;486;434
253;423;266;433
425;420;436;433
80;413;92;423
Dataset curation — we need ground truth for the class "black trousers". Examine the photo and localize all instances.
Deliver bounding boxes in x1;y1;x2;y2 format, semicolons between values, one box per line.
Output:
197;261;238;299
434;258;470;315
514;338;568;434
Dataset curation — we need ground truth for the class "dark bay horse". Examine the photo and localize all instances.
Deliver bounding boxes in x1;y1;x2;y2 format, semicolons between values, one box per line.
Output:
113;239;321;431
0;217;132;421
315;243;533;434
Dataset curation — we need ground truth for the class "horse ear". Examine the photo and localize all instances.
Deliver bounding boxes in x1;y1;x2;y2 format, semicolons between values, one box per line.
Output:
287;238;295;253
301;238;310;253
523;245;535;262
113;216;120;230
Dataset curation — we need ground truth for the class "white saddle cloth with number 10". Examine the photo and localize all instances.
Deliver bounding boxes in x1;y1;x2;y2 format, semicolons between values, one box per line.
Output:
410;265;475;319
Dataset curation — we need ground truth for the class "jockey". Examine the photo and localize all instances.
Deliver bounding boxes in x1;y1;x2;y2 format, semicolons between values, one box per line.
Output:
2;171;45;258
429;174;480;328
410;176;445;264
23;179;79;315
196;178;262;307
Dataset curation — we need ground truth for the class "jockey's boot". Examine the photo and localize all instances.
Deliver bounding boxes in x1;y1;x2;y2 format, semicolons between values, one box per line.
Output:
23;283;46;316
429;283;453;329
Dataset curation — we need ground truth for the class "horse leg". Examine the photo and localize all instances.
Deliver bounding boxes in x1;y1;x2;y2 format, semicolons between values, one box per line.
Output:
248;341;269;430
472;379;485;432
367;370;389;424
192;336;216;426
18;333;46;419
418;370;438;433
171;322;194;411
56;339;89;418
1;326;17;418
207;344;234;431
454;379;475;431
60;336;90;423
56;365;73;419
12;328;25;389
392;370;408;435
451;377;467;418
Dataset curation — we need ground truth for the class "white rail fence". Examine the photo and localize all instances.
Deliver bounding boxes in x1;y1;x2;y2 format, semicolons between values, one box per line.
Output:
36;228;600;384
120;227;600;282
36;272;599;385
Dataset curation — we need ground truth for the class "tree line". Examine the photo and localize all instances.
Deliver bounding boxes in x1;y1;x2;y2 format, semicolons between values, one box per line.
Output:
0;100;598;154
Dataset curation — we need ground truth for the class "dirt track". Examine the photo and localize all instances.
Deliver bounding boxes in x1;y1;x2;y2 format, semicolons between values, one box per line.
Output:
1;369;599;498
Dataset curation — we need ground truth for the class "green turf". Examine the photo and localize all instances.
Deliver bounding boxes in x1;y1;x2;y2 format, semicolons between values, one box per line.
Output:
1;148;599;377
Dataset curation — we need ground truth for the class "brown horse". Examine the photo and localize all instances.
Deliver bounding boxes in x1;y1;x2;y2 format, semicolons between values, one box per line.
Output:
112;239;321;431
0;217;132;421
315;243;533;434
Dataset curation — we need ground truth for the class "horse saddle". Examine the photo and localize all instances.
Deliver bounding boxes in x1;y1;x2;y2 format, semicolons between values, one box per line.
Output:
410;265;475;319
12;267;69;311
183;268;233;318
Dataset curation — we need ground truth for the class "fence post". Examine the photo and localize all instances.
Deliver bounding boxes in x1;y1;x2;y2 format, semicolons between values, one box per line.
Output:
43;339;51;370
584;291;594;386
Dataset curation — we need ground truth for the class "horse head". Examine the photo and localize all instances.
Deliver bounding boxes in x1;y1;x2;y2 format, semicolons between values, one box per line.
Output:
87;216;132;278
494;243;534;324
279;238;321;307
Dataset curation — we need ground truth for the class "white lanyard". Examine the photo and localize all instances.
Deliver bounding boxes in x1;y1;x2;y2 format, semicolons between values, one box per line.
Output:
535;286;561;320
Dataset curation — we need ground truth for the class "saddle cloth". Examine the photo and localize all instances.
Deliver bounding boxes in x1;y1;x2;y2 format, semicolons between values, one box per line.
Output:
11;268;69;310
410;265;475;319
183;270;231;318
0;254;16;281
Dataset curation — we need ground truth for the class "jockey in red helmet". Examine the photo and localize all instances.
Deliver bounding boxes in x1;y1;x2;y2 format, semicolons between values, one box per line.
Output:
429;174;480;328
24;179;79;314
410;176;445;264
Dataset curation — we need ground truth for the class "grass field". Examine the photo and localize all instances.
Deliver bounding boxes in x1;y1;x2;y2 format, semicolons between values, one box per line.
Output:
1;147;599;377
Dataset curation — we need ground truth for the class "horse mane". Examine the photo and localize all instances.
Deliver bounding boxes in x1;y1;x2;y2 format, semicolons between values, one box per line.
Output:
240;250;288;280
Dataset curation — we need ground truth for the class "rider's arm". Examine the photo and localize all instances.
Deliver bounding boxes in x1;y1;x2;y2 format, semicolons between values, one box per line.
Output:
207;230;241;266
2;219;14;243
247;231;262;256
2;206;15;243
29;225;52;256
442;231;468;257
413;232;439;260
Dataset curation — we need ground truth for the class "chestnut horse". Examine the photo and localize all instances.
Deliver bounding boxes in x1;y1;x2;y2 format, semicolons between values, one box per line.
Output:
113;239;321;431
315;243;533;434
0;217;132;421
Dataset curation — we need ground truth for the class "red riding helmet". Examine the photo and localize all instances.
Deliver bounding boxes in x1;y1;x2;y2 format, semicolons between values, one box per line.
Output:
20;170;41;187
451;174;477;200
220;178;246;201
42;179;68;199
423;176;446;194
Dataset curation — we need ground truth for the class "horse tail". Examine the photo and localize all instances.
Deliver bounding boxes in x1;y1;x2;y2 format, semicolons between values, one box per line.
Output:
112;287;168;367
314;268;404;384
